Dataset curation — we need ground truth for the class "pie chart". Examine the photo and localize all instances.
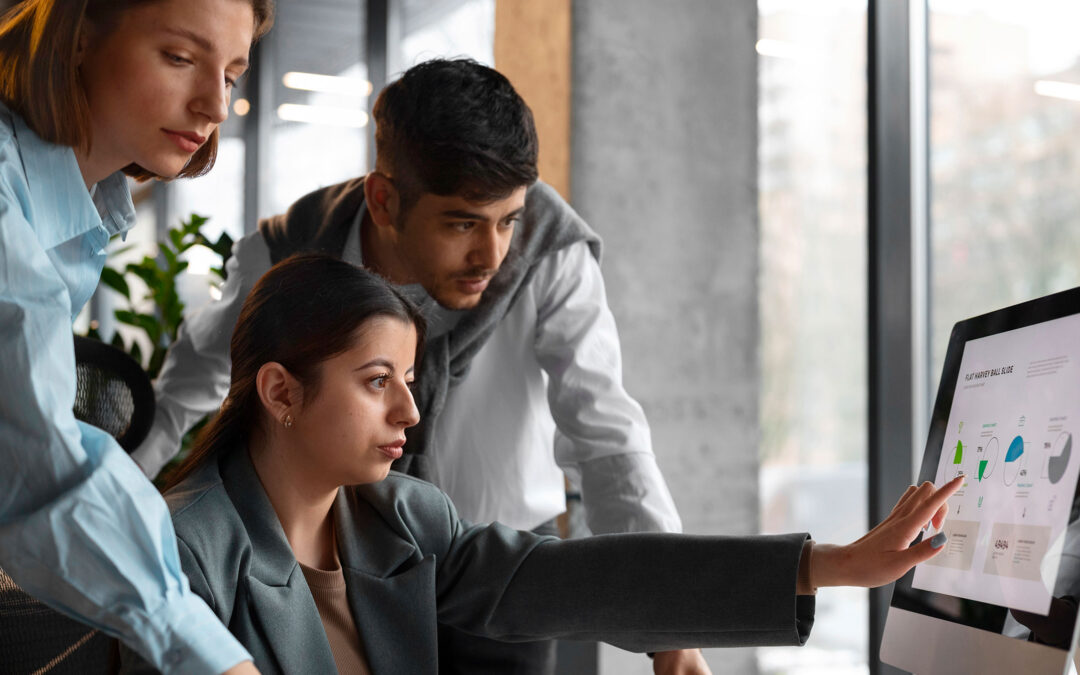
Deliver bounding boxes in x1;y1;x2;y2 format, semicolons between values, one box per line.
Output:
976;437;999;482
948;439;965;480
1046;432;1072;485
1003;435;1025;487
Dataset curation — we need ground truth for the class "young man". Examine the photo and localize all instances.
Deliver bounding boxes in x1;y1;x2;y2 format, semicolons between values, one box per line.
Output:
134;58;705;674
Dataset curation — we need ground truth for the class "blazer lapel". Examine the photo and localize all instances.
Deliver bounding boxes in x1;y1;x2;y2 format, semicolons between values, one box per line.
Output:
221;450;338;675
246;568;339;675
335;489;439;674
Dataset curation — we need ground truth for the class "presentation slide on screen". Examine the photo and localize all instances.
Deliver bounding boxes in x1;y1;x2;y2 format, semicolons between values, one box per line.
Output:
911;313;1080;615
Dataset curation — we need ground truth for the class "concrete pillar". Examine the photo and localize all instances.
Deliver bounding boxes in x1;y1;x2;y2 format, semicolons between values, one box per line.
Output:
570;2;759;673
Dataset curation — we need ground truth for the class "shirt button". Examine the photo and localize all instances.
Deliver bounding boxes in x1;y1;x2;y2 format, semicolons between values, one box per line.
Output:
165;648;183;666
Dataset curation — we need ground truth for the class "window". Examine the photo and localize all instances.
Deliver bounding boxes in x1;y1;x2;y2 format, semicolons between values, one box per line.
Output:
928;1;1080;386
399;0;494;69
268;0;370;216
758;2;869;673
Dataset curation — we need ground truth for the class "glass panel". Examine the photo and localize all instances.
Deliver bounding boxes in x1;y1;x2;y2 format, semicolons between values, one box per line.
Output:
757;2;868;673
399;0;495;68
268;0;369;216
929;1;1080;386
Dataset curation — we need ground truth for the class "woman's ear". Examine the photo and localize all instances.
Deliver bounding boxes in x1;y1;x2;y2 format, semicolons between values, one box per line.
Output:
255;362;304;427
364;171;401;229
75;18;98;67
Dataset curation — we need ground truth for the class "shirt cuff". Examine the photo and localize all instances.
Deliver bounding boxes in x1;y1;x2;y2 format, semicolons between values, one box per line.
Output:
134;591;251;675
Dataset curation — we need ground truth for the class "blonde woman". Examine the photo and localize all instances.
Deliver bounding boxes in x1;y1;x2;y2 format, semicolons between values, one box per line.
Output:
0;1;272;672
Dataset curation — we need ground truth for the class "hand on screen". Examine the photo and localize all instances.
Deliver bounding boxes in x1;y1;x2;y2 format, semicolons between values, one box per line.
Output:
811;475;963;589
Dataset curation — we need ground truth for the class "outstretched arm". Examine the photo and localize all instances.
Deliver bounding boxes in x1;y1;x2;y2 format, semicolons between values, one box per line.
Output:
805;476;962;592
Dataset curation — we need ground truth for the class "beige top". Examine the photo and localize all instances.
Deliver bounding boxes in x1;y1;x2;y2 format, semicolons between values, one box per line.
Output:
299;561;372;675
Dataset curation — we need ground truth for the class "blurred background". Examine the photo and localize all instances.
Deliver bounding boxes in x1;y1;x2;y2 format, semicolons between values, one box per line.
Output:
7;0;1074;672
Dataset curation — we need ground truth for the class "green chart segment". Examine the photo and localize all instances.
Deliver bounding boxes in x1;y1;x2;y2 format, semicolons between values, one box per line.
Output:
975;437;999;482
946;440;966;480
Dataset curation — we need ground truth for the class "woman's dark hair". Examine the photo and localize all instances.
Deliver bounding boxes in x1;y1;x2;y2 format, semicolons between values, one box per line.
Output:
165;253;425;489
372;57;539;214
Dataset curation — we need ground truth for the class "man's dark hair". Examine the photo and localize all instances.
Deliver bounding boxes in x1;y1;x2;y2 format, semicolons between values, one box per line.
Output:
372;58;539;212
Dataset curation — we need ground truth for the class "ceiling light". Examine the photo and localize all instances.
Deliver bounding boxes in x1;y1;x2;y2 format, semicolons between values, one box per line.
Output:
1035;80;1080;102
277;103;370;128
282;72;373;97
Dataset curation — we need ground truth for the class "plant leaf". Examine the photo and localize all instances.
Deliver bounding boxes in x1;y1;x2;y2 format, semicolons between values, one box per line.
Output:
148;347;167;381
160;244;178;271
126;262;156;288
100;267;130;299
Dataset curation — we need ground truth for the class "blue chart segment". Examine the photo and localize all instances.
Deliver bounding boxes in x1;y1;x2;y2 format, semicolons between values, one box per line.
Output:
1006;436;1024;462
1003;435;1025;486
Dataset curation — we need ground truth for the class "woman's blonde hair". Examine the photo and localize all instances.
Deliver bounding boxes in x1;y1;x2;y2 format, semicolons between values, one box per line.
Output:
0;0;274;181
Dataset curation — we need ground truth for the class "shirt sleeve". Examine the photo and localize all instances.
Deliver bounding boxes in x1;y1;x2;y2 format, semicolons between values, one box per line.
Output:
132;233;272;477
0;185;251;674
532;241;683;535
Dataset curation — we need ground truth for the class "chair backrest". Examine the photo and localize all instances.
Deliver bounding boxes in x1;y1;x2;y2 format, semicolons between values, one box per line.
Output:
0;336;154;673
0;573;112;674
73;336;155;452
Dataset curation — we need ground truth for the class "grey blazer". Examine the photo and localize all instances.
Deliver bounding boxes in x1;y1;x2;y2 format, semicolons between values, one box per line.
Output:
121;449;814;674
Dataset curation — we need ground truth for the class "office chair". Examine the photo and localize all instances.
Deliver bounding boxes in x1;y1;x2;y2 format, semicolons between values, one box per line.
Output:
72;335;155;452
0;336;155;674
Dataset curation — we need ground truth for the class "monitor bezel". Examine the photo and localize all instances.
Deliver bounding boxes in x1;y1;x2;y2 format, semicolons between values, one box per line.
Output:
887;284;1080;648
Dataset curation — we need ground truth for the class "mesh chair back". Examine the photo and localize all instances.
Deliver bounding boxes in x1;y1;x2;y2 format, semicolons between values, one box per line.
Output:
0;573;112;674
73;336;155;452
1;336;153;673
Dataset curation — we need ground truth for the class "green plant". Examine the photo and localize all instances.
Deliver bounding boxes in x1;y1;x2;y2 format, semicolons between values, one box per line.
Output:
95;213;232;379
84;213;232;481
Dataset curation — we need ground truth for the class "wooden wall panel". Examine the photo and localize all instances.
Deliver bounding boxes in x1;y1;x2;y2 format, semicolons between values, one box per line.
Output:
493;0;572;201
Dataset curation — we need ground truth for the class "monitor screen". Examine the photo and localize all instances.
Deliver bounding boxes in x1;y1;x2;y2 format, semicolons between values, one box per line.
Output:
884;286;1080;673
911;312;1080;616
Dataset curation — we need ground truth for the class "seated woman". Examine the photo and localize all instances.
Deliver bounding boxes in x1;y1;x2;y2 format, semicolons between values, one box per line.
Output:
121;253;958;675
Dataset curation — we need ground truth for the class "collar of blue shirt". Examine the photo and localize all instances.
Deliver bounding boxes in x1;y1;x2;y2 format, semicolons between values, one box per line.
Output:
9;106;135;250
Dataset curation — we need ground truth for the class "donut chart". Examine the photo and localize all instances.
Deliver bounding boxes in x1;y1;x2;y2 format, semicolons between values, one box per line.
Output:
1045;431;1072;485
975;437;999;482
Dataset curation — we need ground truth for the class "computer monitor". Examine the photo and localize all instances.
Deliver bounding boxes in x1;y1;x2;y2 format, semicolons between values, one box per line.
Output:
881;286;1080;674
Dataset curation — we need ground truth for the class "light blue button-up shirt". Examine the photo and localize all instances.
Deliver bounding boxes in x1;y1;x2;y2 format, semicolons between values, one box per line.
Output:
0;104;251;674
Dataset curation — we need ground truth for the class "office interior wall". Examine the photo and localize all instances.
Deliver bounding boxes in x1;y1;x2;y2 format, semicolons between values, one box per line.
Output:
571;1;759;673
